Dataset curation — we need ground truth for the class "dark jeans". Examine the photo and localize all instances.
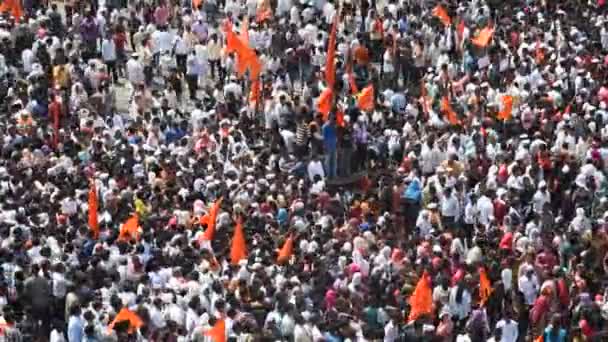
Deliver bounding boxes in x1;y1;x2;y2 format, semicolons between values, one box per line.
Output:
176;54;187;75
105;60;117;82
186;74;198;99
209;59;221;80
144;66;153;86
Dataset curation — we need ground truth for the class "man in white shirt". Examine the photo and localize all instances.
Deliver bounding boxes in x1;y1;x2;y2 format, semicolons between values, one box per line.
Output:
126;53;145;87
101;36;117;83
495;311;519;342
518;266;539;306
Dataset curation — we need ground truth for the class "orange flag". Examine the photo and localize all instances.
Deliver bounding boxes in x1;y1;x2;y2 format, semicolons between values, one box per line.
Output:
205;318;226;342
479;267;494;306
441;96;461;125
357;85;375;111
317;88;333;120
432;5;451;26
277;235;294;264
0;0;23;23
225;27;260;79
118;214;140;242
88;181;99;239
497;95;513;121
471;26;494;47
200;198;223;241
325;15;338;88
408;271;433;322
534;335;544;342
249;79;261;104
108;308;144;334
230;218;247;265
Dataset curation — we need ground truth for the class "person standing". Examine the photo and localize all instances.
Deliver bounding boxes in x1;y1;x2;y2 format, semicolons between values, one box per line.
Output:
101;34;117;83
24;264;52;339
322;112;337;179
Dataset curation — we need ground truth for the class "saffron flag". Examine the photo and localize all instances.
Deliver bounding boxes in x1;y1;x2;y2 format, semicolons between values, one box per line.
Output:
0;0;23;22
317;87;333;120
225;27;261;80
108;308;144;334
88;181;99;239
230;218;247;265
200;198;223;241
441;96;460;125
432;5;451;26
357;85;375;111
325;15;338;88
277;235;294;264
205;319;226;342
471;26;494;47
118;214;140;242
408;271;433;322
497;95;513;121
479;267;494;306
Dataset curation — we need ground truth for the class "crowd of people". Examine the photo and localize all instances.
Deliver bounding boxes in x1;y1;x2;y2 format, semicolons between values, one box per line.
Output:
0;0;607;341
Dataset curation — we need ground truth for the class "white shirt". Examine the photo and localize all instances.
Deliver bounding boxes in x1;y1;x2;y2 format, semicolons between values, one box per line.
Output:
476;196;494;226
496;319;519;342
101;39;116;61
448;286;471;319
22;49;34;73
307;160;325;182
126;58;145;85
383;320;398;342
518;273;539;305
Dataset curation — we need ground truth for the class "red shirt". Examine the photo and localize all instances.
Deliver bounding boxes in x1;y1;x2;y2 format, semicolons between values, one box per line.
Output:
113;32;127;51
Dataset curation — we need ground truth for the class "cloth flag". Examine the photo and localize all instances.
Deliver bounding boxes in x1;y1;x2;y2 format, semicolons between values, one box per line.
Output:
479;267;494;306
441;96;460;125
357;85;375;111
408;271;433;321
498;95;513;121
325;14;338;88
200;198;223;241
0;0;23;22
317;87;333;120
432;5;451;26
88;181;99;239
118;214;140;242
230;218;247;265
108;308;144;334
471;26;494;47
205;318;226;342
277;235;294;264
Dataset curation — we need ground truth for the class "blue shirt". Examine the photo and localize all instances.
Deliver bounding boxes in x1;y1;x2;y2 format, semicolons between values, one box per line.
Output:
68;315;84;342
322;122;337;152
